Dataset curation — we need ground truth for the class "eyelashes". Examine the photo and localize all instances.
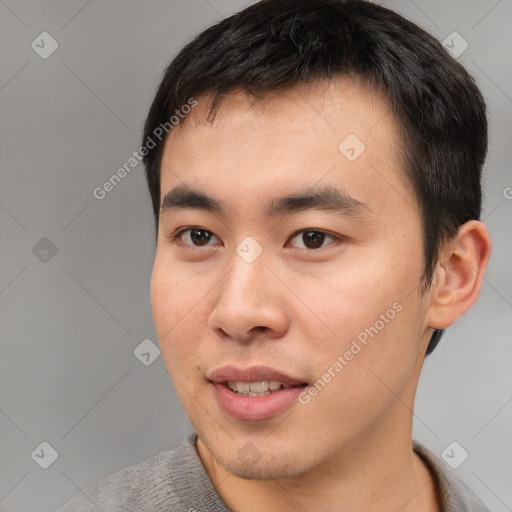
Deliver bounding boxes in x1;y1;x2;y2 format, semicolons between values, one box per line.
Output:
172;227;221;247
170;227;341;250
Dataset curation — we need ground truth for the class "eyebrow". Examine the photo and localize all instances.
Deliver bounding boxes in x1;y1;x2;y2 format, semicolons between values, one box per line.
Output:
160;184;372;219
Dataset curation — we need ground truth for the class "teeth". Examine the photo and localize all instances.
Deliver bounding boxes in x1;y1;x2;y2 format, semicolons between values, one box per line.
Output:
226;380;295;395
268;380;282;391
236;382;250;393
249;381;268;393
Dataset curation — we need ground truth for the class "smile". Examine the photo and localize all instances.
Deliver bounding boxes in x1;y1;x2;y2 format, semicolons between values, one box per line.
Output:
226;380;303;396
207;366;309;421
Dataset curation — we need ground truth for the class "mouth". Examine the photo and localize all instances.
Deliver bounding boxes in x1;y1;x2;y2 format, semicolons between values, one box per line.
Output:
209;365;308;391
208;365;309;421
224;380;306;396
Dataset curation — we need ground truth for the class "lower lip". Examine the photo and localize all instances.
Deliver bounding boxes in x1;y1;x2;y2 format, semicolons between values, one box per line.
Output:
211;383;306;422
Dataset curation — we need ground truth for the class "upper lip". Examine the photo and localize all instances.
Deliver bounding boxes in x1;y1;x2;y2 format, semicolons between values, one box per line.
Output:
209;365;307;386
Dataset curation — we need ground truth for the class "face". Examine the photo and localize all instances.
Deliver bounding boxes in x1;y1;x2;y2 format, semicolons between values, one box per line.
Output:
151;78;433;480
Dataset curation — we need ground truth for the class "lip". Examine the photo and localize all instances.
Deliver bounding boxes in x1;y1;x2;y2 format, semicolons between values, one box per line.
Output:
208;365;308;422
209;365;306;386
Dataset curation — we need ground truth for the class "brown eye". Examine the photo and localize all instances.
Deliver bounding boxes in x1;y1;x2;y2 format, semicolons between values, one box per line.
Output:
288;230;337;249
178;228;220;247
190;229;211;246
302;231;325;249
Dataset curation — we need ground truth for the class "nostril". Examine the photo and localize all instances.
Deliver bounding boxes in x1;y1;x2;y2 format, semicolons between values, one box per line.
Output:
250;326;269;335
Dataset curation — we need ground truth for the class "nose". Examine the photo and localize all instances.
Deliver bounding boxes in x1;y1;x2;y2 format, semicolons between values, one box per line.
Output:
208;253;289;343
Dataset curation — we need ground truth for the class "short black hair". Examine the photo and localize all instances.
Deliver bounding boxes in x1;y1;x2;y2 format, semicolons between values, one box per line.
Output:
142;0;488;355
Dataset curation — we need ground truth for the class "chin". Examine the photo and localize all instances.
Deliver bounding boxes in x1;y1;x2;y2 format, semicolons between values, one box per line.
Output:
197;428;315;481
225;463;301;481
215;450;309;481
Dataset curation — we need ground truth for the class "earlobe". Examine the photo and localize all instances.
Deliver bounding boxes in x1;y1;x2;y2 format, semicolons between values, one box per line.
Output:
426;220;491;330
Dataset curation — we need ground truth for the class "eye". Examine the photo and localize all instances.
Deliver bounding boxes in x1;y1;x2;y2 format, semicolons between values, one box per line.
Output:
173;228;221;247
288;229;338;249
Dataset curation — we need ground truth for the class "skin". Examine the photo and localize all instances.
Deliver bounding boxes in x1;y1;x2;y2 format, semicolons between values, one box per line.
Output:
150;77;491;512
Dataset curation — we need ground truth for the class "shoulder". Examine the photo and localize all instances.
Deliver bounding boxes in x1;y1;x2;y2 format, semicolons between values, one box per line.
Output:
413;440;491;512
56;434;227;512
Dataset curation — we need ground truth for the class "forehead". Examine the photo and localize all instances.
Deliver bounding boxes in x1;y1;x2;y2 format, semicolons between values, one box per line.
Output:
168;77;395;152
160;77;415;218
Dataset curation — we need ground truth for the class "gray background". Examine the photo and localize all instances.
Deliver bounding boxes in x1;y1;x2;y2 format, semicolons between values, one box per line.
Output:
0;0;510;511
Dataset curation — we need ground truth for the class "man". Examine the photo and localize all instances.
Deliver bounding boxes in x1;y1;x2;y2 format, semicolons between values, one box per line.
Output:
58;0;492;510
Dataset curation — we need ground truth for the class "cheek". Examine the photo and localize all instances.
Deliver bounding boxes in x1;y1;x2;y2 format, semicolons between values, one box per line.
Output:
150;259;208;367
299;261;405;338
301;291;423;435
297;251;424;389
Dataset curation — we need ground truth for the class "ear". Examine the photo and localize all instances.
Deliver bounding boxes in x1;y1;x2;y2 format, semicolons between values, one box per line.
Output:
425;220;491;330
